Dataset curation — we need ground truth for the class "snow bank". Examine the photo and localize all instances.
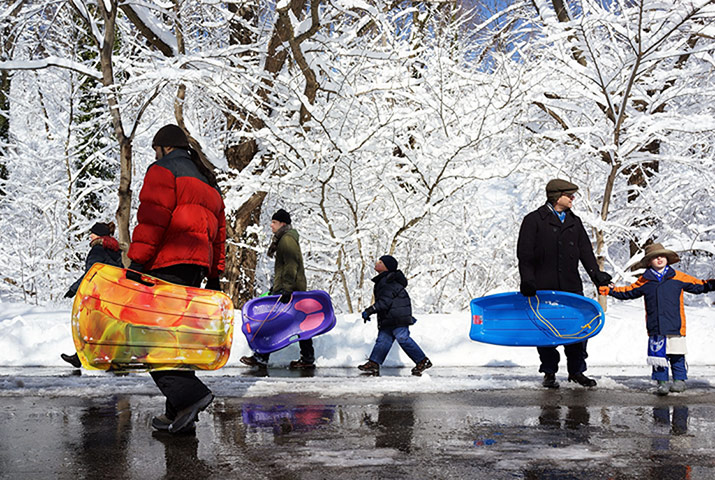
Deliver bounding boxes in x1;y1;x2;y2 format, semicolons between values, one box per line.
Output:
1;300;713;368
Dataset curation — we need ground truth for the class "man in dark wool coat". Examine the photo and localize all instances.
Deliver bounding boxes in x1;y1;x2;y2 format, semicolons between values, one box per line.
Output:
517;178;612;389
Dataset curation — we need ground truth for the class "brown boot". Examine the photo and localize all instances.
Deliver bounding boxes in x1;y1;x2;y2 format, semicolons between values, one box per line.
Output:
411;358;433;376
358;360;379;374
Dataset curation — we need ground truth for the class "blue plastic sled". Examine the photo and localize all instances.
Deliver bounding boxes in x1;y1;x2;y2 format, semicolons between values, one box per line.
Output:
241;290;336;354
469;291;605;347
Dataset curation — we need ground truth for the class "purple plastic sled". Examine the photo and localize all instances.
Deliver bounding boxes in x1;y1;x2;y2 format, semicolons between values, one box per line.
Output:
242;404;335;434
241;290;336;354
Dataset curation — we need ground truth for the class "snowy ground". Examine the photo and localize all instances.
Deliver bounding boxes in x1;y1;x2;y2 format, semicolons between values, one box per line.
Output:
1;298;714;369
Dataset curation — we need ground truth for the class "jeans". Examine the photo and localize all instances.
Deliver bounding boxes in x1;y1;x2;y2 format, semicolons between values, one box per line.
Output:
369;326;426;365
652;354;687;381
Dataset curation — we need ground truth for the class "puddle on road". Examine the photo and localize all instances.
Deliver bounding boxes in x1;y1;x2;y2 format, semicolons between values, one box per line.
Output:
231;398;715;479
0;393;714;479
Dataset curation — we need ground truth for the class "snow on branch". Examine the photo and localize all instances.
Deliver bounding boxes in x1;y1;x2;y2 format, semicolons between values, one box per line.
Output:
119;2;177;57
0;56;101;80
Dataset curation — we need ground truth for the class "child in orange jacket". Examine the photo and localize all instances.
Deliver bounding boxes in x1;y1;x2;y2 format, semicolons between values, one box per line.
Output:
600;244;714;395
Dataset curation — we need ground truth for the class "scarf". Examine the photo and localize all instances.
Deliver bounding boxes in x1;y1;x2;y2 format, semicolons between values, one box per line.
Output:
267;224;291;258
647;335;669;367
547;203;566;223
648;265;671;282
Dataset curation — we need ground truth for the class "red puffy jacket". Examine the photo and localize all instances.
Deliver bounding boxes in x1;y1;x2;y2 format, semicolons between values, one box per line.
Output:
128;149;226;278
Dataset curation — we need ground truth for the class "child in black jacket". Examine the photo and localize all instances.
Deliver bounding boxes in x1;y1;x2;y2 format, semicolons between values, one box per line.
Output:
358;255;432;376
61;221;123;367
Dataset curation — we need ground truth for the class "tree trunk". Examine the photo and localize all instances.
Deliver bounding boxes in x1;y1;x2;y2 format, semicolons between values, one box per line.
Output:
0;1;24;196
116;139;133;259
221;0;309;307
97;0;132;262
0;69;9;196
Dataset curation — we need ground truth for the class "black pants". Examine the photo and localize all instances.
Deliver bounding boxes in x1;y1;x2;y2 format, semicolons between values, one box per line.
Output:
537;340;588;375
148;264;211;416
255;339;315;364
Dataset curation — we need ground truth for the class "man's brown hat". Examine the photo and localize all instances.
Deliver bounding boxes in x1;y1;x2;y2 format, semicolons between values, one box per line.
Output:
545;179;578;203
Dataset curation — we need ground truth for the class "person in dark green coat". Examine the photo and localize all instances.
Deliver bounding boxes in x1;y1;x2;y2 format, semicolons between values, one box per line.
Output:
240;209;314;369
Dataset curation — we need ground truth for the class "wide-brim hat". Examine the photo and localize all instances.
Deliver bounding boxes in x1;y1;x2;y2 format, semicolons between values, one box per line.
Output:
636;243;680;269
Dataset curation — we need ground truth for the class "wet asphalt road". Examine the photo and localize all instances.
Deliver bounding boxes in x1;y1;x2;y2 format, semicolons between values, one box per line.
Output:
1;367;714;479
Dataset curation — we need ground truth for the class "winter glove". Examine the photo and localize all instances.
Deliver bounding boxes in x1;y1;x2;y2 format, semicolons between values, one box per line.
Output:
519;281;537;297
705;279;715;293
279;292;292;304
595;271;613;287
205;278;221;291
598;286;610;296
362;306;376;323
126;261;144;283
64;288;75;298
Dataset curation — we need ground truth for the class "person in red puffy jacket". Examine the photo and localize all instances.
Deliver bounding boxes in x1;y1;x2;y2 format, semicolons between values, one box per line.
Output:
128;124;226;434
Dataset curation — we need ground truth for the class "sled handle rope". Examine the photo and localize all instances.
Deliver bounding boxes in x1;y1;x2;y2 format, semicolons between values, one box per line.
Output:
245;295;293;341
527;295;602;340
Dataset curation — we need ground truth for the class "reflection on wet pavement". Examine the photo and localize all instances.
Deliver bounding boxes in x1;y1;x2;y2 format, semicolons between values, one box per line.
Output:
243;403;335;435
0;390;714;479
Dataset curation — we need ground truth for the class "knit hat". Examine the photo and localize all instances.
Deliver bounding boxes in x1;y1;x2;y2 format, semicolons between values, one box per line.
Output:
271;209;291;224
90;222;113;237
546;178;578;203
379;255;398;272
636;243;680;270
152;124;189;149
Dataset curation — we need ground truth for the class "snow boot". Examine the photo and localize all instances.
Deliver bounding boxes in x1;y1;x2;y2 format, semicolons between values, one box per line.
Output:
568;373;597;388
61;353;81;369
656;381;670;396
411;358;433;376
151;414;174;432
240;355;267;368
289;358;316;370
358;360;380;375
670;380;687;393
542;373;559;389
169;393;213;434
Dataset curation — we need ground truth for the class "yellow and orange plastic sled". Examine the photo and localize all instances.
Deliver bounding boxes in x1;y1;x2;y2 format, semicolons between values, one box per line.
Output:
71;263;234;371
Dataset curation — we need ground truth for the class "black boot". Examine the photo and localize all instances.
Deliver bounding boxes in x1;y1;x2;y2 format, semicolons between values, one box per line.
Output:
542;372;559;389
151;414;173;431
61;353;82;368
169;394;213;434
568;372;597;387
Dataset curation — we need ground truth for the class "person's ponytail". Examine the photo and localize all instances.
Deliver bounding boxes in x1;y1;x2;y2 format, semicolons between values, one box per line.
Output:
188;148;221;194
